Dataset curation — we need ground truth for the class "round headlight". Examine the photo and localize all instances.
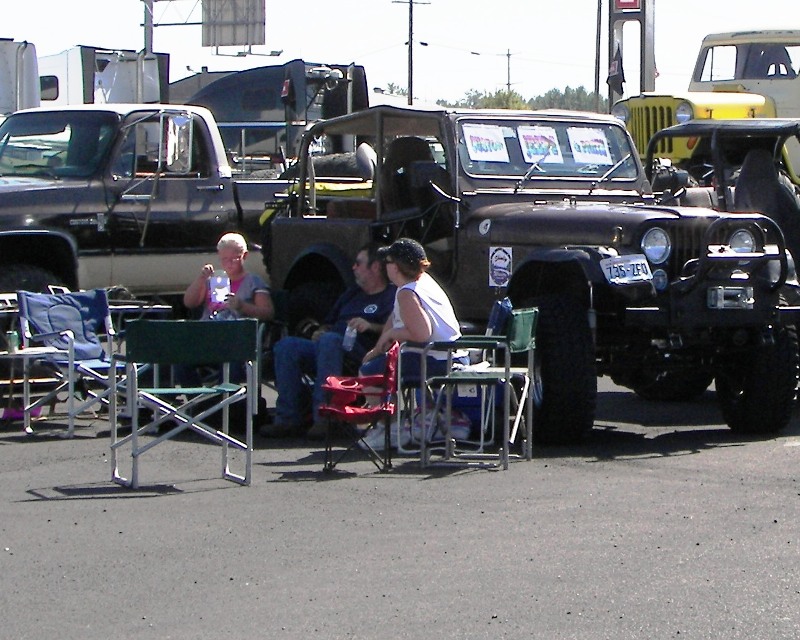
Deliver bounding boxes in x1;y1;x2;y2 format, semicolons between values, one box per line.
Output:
675;102;694;124
730;229;756;253
611;102;630;123
641;227;671;264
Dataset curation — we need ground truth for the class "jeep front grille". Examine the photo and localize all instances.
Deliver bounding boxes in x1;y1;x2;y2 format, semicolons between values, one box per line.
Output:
668;223;707;277
630;105;674;156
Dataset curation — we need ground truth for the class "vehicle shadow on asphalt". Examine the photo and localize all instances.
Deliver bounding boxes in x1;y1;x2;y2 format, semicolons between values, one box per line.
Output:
550;388;800;461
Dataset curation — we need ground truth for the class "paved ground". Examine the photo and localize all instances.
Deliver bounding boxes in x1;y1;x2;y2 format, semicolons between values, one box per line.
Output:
1;381;799;639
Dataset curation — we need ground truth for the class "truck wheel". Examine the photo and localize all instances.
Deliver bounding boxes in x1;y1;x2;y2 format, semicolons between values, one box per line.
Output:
632;369;713;402
524;294;596;445
715;324;799;434
288;281;343;338
0;264;62;294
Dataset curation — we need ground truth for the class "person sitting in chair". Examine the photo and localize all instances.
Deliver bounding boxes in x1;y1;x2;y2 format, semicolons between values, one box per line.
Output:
262;243;396;440
180;232;273;387
183;232;273;323
358;237;468;450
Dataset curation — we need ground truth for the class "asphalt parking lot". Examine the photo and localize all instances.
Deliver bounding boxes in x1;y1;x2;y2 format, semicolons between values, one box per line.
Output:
2;380;799;639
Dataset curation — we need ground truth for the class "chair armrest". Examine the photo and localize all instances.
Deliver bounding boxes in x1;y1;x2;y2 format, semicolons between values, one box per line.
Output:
424;336;506;353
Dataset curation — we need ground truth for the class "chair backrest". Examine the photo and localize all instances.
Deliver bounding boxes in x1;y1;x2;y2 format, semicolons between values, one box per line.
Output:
17;288;110;360
506;307;538;353
381;136;434;211
734;148;783;215
486;297;514;336
125;319;259;366
734;148;800;258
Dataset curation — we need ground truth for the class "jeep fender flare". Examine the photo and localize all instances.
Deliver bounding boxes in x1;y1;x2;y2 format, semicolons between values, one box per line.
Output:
0;229;79;290
282;242;356;294
506;246;605;305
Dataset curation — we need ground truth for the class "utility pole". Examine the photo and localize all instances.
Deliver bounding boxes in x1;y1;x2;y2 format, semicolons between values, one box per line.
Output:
393;0;429;105
594;0;602;112
407;0;413;105
505;49;511;94
143;0;154;54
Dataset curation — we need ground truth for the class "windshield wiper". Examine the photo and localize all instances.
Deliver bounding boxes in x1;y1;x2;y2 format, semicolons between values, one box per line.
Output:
514;146;553;193
588;153;632;195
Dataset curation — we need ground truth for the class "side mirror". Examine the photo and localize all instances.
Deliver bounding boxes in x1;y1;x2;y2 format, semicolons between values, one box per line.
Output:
164;113;193;174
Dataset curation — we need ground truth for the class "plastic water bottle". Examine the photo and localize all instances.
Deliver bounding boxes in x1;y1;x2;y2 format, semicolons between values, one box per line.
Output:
342;325;357;351
5;330;19;353
209;270;230;304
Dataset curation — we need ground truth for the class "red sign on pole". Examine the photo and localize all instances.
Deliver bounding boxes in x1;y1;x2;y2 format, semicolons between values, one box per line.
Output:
614;0;640;10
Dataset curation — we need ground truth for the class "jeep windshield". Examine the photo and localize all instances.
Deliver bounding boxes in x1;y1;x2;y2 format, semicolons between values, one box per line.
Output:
457;117;640;184
0;110;119;178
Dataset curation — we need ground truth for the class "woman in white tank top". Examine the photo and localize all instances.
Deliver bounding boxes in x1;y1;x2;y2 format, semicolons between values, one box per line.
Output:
361;237;466;380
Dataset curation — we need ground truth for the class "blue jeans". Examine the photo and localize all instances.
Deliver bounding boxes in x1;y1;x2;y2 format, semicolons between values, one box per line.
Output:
273;332;344;425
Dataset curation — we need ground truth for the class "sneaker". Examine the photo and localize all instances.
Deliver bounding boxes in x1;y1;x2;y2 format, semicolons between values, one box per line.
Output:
305;421;329;441
357;420;391;451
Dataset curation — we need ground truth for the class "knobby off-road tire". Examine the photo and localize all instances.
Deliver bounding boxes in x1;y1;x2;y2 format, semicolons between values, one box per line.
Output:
524;294;597;445
715;323;799;434
632;369;714;402
0;264;61;294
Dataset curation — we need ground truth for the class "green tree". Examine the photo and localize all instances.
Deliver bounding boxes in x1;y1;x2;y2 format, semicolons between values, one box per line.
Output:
433;85;608;112
385;82;407;96
437;89;487;109
438;89;528;109
528;86;607;112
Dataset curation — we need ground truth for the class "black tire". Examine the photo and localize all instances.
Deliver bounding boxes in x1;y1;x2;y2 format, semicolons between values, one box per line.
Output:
0;264;62;294
523;294;596;445
715;324;799;434
632;369;713;402
288;281;343;338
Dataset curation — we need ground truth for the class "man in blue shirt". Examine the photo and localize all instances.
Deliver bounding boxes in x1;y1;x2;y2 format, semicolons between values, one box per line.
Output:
262;243;396;439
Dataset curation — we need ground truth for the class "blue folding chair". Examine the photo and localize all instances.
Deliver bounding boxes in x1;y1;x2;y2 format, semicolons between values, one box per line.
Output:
17;288;119;437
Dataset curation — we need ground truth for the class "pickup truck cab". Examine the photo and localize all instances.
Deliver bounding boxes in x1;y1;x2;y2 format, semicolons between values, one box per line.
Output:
0;103;278;298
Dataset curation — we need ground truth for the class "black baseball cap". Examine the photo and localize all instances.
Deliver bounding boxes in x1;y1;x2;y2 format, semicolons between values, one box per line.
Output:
377;238;427;265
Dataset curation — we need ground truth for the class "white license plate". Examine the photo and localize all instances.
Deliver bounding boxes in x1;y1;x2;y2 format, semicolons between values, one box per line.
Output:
600;254;653;284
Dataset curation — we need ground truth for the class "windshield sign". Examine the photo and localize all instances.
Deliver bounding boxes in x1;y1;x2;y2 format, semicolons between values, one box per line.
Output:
459;119;638;181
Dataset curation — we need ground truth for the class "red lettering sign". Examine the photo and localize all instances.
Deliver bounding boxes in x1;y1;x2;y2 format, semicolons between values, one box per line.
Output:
614;0;640;9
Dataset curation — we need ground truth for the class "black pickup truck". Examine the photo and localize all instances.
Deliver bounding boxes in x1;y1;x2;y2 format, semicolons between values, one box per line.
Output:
261;105;800;444
0;103;285;299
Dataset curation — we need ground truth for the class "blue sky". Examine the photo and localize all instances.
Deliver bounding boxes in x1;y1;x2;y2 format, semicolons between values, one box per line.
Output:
3;0;792;103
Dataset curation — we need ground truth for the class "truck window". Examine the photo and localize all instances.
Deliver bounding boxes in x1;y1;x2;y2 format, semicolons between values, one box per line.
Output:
458;120;638;181
741;44;799;79
697;45;737;82
698;42;800;82
0;110;117;177
111;113;210;179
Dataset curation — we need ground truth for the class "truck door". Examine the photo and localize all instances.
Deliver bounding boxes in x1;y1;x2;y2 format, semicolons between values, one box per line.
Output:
106;111;234;294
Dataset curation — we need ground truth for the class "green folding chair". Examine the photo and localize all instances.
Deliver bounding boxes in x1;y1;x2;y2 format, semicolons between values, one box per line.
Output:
110;319;259;488
420;306;538;470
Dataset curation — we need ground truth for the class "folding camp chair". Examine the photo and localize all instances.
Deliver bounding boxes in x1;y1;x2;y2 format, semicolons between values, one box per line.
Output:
109;319;259;488
318;341;399;473
394;298;514;455
17;288;119;437
420;306;538;470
